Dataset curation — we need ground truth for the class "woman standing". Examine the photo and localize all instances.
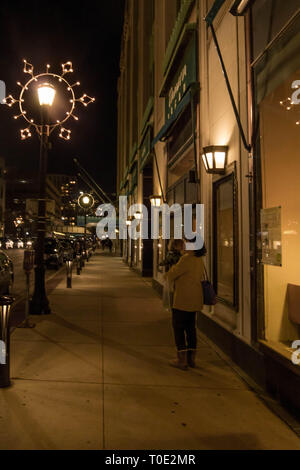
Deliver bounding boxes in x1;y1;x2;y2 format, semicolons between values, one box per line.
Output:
165;244;206;370
160;238;185;312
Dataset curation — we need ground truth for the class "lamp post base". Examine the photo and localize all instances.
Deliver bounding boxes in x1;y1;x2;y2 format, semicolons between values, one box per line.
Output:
29;267;51;315
29;296;51;315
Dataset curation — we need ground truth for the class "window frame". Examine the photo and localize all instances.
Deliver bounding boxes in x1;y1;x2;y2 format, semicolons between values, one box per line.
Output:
212;170;239;310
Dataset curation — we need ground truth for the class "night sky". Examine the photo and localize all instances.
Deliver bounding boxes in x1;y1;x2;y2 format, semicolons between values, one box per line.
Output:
0;0;124;195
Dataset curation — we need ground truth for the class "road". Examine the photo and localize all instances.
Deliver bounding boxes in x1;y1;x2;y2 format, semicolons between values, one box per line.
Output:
5;248;64;299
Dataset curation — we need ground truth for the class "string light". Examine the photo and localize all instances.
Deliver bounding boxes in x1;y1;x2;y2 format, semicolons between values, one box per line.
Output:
3;94;18;107
61;61;74;76
59;127;71;140
23;59;34;76
279;95;300;127
3;59;95;141
20;128;32;140
77;94;96;106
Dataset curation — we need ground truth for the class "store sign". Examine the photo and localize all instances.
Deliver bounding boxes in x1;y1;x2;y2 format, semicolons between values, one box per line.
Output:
130;165;138;192
77;216;101;227
260;206;282;266
26;198;55;217
165;36;197;120
140;127;151;171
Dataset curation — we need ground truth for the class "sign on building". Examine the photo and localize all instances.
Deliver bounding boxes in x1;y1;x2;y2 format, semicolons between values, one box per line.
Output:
260;206;282;266
26;199;55;218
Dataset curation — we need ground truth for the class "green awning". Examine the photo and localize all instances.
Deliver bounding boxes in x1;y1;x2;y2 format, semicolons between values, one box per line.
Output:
205;0;226;25
151;89;192;148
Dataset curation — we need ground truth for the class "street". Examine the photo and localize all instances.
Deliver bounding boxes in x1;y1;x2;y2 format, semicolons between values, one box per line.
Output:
7;248;63;298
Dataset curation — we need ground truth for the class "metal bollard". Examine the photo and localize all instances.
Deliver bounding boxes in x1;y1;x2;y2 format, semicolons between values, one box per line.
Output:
81;252;85;268
76;255;81;275
0;295;15;388
18;249;36;329
66;260;73;288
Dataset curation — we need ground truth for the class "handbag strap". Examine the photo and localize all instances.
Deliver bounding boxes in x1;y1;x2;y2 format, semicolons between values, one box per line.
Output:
203;263;209;281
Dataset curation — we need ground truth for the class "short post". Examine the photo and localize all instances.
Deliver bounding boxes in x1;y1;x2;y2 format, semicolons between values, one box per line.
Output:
19;249;36;329
66;259;73;288
76;254;81;275
0;295;15;388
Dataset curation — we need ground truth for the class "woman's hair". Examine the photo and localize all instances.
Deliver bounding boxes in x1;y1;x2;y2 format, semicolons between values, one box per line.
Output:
185;237;207;257
194;245;207;257
168;238;185;252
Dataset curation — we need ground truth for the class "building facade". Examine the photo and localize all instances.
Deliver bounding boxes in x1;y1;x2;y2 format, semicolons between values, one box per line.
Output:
0;158;6;237
117;0;300;415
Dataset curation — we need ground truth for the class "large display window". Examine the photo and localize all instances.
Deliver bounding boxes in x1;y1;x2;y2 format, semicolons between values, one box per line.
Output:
254;12;300;350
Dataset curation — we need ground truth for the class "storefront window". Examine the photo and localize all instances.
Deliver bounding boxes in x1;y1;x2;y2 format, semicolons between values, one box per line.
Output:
213;173;237;308
254;12;300;347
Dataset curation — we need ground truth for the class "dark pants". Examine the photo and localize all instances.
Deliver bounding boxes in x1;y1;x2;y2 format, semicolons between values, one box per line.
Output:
172;308;197;352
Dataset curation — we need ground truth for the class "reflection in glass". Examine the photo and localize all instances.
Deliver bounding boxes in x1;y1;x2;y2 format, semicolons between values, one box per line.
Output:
214;176;234;304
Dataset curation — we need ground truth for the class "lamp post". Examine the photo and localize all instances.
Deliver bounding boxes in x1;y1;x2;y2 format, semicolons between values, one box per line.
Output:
30;83;56;314
78;193;94;262
3;60;95;314
14;216;24;238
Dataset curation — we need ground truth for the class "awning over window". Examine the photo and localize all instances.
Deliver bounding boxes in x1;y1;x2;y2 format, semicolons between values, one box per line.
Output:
151;89;192;149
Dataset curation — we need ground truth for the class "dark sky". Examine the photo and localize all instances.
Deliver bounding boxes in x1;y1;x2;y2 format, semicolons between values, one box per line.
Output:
0;0;124;195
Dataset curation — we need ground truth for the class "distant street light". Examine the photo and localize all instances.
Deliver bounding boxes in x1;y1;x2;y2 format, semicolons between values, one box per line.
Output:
149;195;163;207
78;193;94;261
3;60;95;315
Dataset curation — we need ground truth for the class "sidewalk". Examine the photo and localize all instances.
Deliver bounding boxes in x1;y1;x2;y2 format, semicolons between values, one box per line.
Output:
1;251;300;450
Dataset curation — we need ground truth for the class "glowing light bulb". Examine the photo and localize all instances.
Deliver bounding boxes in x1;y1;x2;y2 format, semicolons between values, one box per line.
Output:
37;83;56;106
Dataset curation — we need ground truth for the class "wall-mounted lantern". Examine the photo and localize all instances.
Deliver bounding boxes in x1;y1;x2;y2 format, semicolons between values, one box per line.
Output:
202;146;228;175
149;195;163;207
134;211;142;220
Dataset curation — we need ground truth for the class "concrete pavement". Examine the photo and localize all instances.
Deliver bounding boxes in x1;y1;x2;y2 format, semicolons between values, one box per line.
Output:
1;251;300;449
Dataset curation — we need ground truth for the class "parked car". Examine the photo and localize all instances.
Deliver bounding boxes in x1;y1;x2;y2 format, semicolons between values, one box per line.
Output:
61;240;74;262
0;250;14;294
12;238;24;249
44;238;64;269
0;238;14;249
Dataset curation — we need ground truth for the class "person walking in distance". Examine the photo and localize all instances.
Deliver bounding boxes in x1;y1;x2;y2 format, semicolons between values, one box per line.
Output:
106;238;113;253
165;242;206;370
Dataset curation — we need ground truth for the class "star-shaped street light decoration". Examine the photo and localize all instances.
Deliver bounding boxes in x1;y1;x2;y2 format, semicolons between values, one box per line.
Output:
3;59;95;141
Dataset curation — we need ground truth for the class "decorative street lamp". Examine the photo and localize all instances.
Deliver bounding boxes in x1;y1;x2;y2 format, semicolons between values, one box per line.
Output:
202;145;228;175
14;216;24;228
78;193;94;261
3;60;95;315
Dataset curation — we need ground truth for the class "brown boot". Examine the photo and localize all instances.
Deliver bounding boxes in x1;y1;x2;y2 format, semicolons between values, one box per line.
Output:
169;350;188;370
187;349;196;368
